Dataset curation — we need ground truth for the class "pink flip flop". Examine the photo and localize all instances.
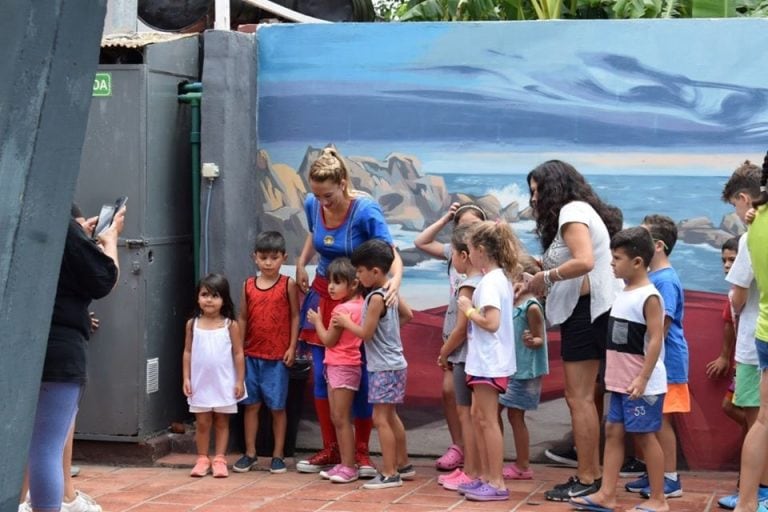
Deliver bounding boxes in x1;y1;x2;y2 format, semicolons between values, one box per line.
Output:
435;444;464;471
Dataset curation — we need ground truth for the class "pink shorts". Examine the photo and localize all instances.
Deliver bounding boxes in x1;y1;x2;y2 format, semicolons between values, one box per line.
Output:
325;364;362;391
466;374;508;393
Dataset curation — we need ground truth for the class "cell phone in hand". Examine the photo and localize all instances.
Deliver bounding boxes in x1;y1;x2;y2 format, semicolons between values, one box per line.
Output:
92;196;127;240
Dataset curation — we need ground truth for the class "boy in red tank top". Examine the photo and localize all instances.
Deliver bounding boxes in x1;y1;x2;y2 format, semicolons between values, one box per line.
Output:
233;231;299;474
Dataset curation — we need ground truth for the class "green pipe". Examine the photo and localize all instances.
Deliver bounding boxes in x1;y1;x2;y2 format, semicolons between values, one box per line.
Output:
182;82;202;93
178;85;202;281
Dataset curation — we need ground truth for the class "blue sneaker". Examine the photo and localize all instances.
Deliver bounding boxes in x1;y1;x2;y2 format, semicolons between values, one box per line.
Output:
270;457;287;474
625;473;649;493
640;475;683;498
232;454;258;473
717;493;739;510
759;499;768;512
718;487;768;510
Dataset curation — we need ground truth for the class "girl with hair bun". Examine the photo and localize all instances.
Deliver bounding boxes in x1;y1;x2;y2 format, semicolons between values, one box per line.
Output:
295;147;403;477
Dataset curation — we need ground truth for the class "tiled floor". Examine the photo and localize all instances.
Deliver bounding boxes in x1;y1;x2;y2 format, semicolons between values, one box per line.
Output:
67;455;738;511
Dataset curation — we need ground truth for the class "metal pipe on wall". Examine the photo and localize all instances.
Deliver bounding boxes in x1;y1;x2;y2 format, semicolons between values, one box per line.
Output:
178;82;203;280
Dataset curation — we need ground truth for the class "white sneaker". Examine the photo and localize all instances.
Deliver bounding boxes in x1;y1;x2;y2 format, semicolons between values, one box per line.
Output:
61;491;102;512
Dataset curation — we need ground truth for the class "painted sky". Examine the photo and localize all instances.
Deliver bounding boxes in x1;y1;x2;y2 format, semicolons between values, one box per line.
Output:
257;19;768;147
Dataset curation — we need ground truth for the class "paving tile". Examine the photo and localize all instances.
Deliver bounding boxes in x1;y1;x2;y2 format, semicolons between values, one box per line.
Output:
386;504;463;512
60;460;738;512
322;502;390;512
252;498;327;511
125;503;195;512
194;496;268;511
395;492;463;507
284;480;361;500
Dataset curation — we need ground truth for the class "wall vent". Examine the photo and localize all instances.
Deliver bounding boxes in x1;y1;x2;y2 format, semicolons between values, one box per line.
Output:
146;358;159;394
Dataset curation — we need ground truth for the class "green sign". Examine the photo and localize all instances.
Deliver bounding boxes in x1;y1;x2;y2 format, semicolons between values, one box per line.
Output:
93;72;112;97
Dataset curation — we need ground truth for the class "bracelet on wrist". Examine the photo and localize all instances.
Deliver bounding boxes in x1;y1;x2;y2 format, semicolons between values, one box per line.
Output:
554;267;564;281
465;307;476;320
543;270;552;288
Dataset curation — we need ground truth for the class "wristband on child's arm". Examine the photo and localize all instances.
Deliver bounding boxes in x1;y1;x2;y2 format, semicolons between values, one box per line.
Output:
465;307;477;320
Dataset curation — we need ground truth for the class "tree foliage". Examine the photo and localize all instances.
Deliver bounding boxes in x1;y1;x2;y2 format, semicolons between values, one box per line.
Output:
376;0;767;19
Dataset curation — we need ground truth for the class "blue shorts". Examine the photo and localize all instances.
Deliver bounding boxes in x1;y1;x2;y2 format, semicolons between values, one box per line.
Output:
241;357;288;410
607;392;665;433
499;376;542;411
756;339;768;371
368;369;407;404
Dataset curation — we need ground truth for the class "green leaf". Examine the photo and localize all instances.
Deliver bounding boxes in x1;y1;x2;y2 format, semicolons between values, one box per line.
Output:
692;0;737;16
530;0;563;17
399;0;449;20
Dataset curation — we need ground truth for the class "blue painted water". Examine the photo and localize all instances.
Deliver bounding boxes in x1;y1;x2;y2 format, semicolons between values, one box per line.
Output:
435;173;731;294
261;142;737;296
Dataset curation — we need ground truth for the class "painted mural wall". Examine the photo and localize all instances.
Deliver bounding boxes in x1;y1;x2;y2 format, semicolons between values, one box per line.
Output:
255;19;767;310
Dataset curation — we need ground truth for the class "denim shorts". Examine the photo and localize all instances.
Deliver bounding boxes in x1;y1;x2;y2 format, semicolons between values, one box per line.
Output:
499;376;542;411
452;362;472;407
240;357;289;410
756;339;768;370
607;392;664;433
368;369;407;404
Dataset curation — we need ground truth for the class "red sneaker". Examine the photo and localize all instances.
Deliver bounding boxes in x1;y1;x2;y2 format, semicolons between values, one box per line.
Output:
296;443;340;473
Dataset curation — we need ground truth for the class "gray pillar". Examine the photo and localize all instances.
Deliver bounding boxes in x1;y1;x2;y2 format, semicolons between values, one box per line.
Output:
104;0;137;35
0;1;106;510
200;30;259;299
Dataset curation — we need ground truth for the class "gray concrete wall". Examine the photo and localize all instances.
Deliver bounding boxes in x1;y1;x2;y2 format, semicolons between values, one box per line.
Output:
200;30;259;301
0;1;106;509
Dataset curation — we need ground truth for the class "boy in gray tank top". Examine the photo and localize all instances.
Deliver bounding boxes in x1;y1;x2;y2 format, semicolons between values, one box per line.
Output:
333;239;414;490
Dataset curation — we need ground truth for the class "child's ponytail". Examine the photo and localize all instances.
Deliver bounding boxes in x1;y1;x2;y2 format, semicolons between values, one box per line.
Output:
754;150;768;208
470;221;524;279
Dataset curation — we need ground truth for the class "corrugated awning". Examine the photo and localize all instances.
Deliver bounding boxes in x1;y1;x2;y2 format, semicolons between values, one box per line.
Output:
101;32;197;49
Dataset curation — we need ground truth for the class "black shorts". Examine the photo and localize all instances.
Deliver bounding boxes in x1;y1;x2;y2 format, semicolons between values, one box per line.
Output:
560;295;609;362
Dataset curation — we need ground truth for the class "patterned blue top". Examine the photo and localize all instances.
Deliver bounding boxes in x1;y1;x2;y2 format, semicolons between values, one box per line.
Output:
304;194;393;277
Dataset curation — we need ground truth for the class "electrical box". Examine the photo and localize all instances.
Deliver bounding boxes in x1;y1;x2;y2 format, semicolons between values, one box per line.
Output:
201;162;220;179
73;36;199;441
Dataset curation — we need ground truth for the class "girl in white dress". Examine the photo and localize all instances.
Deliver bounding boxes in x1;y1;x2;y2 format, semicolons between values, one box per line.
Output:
183;273;245;478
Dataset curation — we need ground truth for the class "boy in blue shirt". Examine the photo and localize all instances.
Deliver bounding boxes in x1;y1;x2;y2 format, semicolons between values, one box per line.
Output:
625;214;688;499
